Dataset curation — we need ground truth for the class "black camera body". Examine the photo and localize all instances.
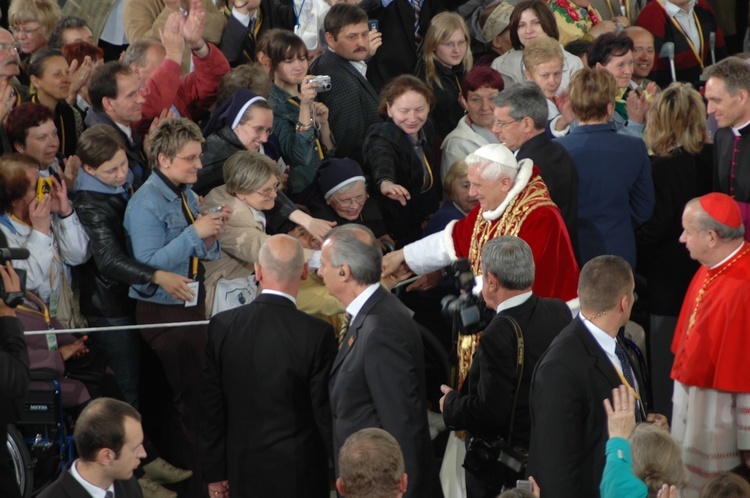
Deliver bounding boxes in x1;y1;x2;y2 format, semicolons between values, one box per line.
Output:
440;259;493;335
464;435;528;475
0;243;29;308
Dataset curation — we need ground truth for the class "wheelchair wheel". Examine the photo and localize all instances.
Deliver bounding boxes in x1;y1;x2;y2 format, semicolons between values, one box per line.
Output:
6;424;32;498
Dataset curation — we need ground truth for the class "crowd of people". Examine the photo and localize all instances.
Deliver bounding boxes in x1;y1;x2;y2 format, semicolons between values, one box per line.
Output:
0;0;749;497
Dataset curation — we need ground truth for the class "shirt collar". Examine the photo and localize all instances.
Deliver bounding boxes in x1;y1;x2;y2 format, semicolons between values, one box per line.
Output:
710;241;745;269
114;122;133;143
496;291;532;313
70;460;115;498
731;118;750;136
346;283;381;323
580;314;617;358
260;289;296;306
664;0;695;17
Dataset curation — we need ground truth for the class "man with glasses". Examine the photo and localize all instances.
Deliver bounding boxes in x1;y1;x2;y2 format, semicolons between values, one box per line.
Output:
492;83;578;257
122;0;230;137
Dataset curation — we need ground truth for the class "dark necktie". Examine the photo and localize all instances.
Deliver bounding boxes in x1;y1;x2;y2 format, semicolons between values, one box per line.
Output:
105;491;114;498
412;0;422;46
615;341;643;422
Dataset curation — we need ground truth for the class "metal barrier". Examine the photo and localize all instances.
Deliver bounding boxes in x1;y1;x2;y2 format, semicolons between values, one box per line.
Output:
22;320;210;336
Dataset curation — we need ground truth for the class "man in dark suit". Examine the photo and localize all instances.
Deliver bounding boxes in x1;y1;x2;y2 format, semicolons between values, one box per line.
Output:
440;236;571;498
38;398;146;498
492;83;578;251
310;4;380;166
318;225;439;498
528;255;665;498
201;234;337;498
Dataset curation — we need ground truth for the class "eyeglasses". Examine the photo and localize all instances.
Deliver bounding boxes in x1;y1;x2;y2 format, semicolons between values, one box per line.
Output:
493;118;519;129
174;153;204;165
252;126;274;137
254;181;281;197
440;40;467;49
332;193;368;208
0;42;21;53
11;25;42;36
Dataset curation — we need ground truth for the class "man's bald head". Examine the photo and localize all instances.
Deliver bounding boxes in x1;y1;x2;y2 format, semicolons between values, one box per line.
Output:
258;234;306;283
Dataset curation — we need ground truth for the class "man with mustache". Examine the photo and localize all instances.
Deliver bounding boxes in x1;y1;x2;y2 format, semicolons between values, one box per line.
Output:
310;3;380;166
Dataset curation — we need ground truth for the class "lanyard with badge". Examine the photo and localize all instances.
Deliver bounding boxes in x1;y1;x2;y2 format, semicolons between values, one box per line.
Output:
180;192;200;307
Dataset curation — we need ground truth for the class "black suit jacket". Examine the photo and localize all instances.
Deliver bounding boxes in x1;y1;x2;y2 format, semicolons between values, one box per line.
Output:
310;50;380;166
516;132;579;257
443;295;571;449
37;467;141;498
200;293;337;498
528;317;633;498
329;285;439;498
0;316;29;498
218;1;295;66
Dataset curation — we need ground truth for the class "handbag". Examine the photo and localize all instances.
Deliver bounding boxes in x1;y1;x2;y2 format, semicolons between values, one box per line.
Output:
204;252;256;317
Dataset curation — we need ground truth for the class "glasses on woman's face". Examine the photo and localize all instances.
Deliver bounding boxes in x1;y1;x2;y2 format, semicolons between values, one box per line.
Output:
254;181;281;197
332;192;368;208
174;153;204;166
11;25;42;37
440;40;467;49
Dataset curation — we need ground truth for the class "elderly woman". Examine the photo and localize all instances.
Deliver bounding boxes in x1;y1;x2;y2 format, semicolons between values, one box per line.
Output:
556;68;654;268
441;66;504;179
491;1;583;90
198;88;336;241
302;157;389;244
635;83;712;417
0;153;89;323
601;386;687;498
123;118;229;497
8;0;60;86
363;74;439;247
415;12;474;142
26;48;81;158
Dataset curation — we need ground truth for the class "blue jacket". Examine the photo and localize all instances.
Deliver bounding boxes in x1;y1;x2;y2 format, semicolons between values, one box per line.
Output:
556;122;654;267
600;438;648;498
124;172;221;304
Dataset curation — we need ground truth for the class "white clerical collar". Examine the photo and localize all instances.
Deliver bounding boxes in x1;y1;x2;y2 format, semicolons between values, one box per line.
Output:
260;289;296;306
710;241;745;269
664;0;695;16
496;291;532;313
731;118;750;137
69;459;115;498
346;282;381;323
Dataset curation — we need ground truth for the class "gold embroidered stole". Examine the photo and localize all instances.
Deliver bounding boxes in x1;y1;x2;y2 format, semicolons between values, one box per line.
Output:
457;175;556;389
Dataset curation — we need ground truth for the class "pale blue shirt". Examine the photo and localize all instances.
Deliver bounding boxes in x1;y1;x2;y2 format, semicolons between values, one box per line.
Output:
69;460;115;498
346;283;381;323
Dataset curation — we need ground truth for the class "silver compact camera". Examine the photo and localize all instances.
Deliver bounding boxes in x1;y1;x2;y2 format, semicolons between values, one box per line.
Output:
310;75;332;92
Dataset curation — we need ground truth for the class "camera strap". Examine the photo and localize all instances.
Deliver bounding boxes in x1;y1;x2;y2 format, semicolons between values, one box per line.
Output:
500;315;524;448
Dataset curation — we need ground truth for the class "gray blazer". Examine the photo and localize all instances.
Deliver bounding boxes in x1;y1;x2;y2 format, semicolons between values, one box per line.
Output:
329;285;440;498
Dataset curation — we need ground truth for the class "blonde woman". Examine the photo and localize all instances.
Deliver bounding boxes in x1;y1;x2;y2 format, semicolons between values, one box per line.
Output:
635;83;712;416
8;0;61;85
415;11;473;141
523;36;568;122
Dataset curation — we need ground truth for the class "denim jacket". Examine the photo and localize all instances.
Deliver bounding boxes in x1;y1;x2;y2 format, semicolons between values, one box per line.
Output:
269;83;334;195
123;172;221;305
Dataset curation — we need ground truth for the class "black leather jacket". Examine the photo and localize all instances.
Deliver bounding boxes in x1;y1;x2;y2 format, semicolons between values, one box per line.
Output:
73;190;155;318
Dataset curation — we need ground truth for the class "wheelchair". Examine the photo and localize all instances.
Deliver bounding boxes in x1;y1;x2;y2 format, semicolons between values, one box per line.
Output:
6;368;76;498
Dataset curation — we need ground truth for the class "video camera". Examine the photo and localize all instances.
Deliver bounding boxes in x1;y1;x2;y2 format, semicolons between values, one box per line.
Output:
440;259;494;335
0;230;28;308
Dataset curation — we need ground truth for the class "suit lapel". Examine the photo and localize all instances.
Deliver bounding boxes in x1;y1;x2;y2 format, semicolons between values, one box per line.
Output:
573;318;622;388
328;52;379;102
330;286;386;375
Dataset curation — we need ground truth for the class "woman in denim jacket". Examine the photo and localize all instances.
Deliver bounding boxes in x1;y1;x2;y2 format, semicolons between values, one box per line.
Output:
123;118;231;497
267;30;335;197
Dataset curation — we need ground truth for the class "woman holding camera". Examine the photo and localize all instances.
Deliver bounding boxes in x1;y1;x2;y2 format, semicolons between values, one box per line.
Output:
0;153;89;313
267;30;335;197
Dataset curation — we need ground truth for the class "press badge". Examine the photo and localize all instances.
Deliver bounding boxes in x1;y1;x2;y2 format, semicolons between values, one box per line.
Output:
185;281;199;307
46;332;58;350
